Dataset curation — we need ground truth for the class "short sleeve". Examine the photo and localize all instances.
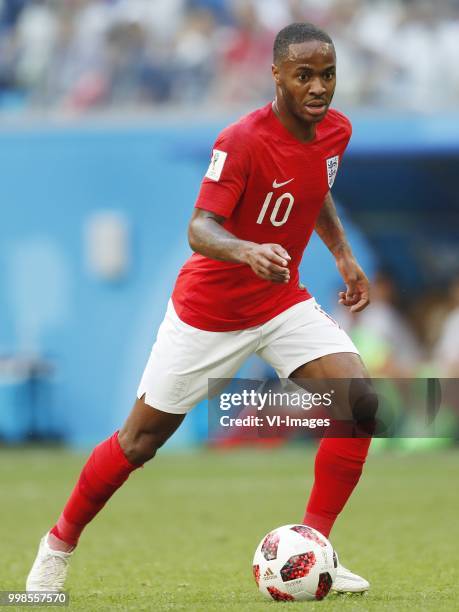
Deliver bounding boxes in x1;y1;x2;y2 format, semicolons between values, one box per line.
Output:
340;116;352;156
194;126;250;218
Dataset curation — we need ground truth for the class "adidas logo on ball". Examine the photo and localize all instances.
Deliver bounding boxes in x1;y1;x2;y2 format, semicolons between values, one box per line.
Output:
263;567;277;580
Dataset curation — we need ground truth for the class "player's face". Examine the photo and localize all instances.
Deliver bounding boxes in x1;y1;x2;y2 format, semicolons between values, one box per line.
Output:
272;40;336;124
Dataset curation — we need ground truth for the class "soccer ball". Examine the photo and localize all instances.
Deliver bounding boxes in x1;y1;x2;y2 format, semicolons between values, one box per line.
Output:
252;524;337;602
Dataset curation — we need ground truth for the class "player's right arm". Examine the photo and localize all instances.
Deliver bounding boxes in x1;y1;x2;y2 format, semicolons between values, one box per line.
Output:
188;125;290;284
188;208;291;284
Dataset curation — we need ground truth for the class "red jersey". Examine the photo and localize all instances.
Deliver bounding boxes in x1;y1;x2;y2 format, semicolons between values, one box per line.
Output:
172;103;352;331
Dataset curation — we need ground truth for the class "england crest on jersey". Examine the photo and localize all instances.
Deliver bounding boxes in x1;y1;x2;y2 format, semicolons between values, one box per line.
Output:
326;155;340;188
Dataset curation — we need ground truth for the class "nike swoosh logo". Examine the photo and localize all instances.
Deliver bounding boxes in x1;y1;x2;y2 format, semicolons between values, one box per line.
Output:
273;178;294;188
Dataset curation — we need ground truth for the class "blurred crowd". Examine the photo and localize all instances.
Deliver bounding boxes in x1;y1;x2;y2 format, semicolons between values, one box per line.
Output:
1;0;459;115
334;272;459;378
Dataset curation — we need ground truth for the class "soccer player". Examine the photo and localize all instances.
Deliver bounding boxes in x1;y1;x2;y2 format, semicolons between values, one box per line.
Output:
27;23;375;594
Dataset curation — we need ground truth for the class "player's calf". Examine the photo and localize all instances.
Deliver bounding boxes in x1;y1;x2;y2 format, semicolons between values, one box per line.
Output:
50;397;184;547
118;401;185;464
26;397;185;591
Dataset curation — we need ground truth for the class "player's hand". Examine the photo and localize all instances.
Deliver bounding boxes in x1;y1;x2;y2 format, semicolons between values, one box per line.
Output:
244;243;291;283
336;256;370;312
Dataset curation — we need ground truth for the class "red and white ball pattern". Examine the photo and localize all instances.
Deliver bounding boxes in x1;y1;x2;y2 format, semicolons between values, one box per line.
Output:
252;524;337;602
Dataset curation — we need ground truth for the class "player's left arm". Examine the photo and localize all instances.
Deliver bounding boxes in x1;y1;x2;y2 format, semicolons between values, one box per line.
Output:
315;191;370;312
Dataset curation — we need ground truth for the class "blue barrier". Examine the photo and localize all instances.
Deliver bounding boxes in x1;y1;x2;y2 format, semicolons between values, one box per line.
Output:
0;113;456;446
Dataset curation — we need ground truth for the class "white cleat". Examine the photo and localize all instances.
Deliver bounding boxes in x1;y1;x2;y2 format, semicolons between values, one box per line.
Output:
332;563;370;594
26;533;73;592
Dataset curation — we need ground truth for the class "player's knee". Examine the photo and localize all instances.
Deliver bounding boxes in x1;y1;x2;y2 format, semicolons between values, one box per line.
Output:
119;430;169;465
350;382;379;434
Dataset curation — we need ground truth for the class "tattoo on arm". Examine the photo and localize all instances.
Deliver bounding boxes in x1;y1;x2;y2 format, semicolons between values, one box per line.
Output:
315;192;352;257
188;208;255;263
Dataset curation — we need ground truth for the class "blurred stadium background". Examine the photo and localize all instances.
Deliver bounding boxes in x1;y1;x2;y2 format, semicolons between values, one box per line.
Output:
1;1;459;608
0;0;458;447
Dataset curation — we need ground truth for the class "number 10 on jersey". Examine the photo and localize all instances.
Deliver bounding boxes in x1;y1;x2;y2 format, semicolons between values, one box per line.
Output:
256;191;295;226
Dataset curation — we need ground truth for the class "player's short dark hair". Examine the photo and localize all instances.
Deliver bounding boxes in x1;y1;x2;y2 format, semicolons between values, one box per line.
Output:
273;22;334;64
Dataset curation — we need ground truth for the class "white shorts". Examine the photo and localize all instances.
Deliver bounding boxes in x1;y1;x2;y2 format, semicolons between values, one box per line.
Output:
137;298;359;414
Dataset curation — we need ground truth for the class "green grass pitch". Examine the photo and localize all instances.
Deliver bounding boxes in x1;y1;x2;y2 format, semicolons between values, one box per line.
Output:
0;446;457;611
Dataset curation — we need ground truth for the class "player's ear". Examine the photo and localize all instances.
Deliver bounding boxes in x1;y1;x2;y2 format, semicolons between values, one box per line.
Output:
272;64;281;85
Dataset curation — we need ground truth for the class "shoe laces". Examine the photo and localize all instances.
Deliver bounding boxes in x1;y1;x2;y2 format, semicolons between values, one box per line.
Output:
37;552;69;590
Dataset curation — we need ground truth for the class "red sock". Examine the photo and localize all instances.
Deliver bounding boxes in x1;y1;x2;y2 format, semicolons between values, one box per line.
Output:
303;437;371;538
50;431;140;546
